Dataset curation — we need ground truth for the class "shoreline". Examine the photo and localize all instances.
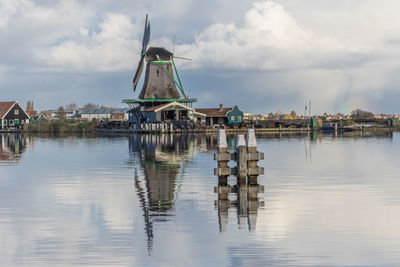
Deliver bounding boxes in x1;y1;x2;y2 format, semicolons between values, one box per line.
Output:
1;127;398;134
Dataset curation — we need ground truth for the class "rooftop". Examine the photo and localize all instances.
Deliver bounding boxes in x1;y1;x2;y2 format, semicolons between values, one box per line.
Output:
79;108;129;114
195;107;233;117
0;101;16;119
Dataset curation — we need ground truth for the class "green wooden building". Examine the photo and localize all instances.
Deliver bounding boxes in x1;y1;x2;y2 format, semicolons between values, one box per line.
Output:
226;106;244;124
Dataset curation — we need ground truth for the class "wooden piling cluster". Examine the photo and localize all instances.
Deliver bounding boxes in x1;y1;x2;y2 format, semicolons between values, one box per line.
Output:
214;129;265;231
214;129;264;183
135;122;175;133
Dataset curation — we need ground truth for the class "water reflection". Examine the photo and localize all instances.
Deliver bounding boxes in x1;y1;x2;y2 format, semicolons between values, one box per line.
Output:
0;132;399;266
215;181;264;232
128;134;211;254
0;133;30;163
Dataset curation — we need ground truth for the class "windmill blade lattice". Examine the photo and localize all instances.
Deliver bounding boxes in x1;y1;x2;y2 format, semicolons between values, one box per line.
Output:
133;14;151;91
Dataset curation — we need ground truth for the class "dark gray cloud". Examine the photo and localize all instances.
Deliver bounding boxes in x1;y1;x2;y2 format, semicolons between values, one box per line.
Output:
1;0;400;114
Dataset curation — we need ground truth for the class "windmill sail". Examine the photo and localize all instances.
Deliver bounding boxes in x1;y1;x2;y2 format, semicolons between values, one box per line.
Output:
133;55;145;91
133;14;151;91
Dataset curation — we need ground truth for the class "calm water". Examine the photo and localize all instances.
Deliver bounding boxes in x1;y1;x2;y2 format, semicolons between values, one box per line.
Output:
0;132;400;266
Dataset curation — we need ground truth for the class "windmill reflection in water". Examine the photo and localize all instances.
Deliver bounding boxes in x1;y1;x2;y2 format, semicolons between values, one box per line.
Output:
128;134;210;254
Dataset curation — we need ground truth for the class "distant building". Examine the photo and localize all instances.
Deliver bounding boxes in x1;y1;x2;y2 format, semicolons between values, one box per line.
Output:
0;101;30;129
79;108;129;121
26;110;38;120
47;109;76;119
37;112;51;121
195;104;244;126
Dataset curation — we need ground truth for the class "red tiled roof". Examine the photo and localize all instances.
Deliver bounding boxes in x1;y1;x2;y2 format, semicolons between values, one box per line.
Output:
195;108;232;117
27;110;38;117
0;102;15;119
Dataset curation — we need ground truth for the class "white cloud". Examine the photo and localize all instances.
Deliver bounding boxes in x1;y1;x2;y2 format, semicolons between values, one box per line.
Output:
175;1;346;70
29;1;347;72
36;13;140;72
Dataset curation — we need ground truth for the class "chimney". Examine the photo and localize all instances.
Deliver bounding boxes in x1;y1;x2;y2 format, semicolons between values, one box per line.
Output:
219;104;223;112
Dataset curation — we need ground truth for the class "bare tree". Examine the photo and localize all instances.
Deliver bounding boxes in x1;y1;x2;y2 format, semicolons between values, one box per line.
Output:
65;102;78;111
82;103;100;111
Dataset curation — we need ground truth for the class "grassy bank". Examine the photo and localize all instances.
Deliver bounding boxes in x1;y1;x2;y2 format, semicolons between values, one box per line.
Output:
23;120;97;133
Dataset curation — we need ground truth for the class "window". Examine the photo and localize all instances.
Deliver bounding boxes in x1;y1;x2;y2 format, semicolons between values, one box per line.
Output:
4;120;7;126
156;70;160;77
9;120;14;126
231;116;235;121
238;116;241;122
14;119;19;125
14;109;19;115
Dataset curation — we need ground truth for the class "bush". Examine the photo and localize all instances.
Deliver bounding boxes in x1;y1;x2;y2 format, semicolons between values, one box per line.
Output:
25;119;96;133
340;120;355;126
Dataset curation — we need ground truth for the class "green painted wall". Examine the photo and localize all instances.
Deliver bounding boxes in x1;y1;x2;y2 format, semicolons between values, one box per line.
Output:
226;106;244;124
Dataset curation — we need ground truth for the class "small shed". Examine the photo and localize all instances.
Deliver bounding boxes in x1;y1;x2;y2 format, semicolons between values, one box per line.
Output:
310;117;323;129
226;106;244;124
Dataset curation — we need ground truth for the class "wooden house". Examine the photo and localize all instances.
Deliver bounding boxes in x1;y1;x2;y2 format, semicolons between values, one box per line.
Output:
195;104;244;126
0;101;30;129
129;101;205;123
79;108;129;121
26;110;38;120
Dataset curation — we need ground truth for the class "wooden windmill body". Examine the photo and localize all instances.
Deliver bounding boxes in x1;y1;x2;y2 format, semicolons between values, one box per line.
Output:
123;15;196;122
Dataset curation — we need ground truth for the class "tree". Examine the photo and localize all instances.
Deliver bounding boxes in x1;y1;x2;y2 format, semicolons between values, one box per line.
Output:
290;111;297;119
65;102;78;111
82;103;100;111
56;106;66;120
351;109;374;119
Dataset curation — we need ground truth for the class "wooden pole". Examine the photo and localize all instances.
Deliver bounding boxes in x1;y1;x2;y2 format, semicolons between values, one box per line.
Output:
246;129;264;185
236;134;247;183
215;129;230;185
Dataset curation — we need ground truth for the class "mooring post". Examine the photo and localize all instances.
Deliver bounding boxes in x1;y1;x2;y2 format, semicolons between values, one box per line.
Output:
236;134;247;183
246;129;264;185
214;129;230;185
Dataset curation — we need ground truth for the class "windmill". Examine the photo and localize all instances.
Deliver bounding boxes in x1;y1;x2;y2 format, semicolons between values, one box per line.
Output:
123;14;196;122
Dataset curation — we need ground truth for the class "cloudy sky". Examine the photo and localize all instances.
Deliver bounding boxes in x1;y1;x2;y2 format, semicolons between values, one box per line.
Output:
1;0;400;114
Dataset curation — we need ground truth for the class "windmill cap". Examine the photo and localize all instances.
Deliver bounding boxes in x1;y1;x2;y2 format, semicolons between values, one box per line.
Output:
146;47;173;61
